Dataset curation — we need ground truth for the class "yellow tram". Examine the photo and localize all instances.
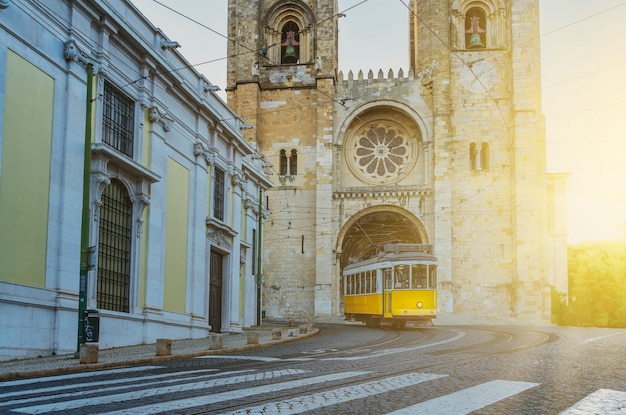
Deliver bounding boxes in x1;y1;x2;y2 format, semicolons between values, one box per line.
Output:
343;244;437;328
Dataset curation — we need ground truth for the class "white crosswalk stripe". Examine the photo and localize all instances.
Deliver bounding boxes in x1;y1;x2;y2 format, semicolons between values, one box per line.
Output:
10;369;308;414
0;370;246;408
385;379;540;415
217;372;447;415
0;366;162;388
92;371;370;415
559;389;626;415
3;366;625;415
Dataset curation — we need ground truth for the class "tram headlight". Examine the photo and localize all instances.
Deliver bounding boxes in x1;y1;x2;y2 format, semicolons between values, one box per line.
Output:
416;301;423;308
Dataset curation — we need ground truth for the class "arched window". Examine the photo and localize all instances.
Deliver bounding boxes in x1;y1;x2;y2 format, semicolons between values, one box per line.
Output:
97;179;132;313
290;149;298;175
481;142;489;170
281;21;300;64
465;7;487;49
264;3;314;66
470;142;478;170
279;149;298;176
470;142;489;171
279;149;288;175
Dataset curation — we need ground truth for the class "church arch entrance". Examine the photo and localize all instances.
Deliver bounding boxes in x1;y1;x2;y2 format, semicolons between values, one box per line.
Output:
336;206;429;287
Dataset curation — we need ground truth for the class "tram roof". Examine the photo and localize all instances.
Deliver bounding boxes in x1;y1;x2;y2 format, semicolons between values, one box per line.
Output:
343;249;437;272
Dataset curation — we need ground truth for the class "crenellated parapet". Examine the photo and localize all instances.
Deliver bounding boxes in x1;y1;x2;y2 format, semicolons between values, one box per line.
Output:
338;67;414;84
335;62;435;101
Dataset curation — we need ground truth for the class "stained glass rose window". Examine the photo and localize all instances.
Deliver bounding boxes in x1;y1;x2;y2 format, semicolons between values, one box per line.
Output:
348;122;417;184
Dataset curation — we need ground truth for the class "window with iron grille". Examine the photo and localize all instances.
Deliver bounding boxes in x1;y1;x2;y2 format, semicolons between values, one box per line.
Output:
102;81;135;157
213;167;225;221
97;179;132;313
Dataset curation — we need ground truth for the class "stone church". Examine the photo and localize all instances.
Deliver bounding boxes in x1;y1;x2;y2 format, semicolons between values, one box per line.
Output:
225;0;568;324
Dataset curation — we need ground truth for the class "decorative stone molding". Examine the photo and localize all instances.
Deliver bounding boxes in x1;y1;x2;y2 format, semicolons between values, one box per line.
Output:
160;39;181;50
64;39;100;73
136;218;144;238
208;229;230;248
243;193;260;216
148;106;173;132
231;171;245;190
0;0;10;9
206;217;237;250
333;187;432;200
194;141;215;166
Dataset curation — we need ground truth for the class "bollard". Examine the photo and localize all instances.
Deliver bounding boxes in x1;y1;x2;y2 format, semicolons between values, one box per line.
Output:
247;331;259;345
79;343;99;364
272;328;282;340
208;334;223;350
299;324;307;334
156;338;172;356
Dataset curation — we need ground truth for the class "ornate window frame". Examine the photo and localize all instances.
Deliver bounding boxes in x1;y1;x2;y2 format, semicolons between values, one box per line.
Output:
451;0;507;50
263;1;315;65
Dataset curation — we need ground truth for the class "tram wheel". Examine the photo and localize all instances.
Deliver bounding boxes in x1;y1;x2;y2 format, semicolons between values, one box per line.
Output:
390;320;406;329
366;318;381;327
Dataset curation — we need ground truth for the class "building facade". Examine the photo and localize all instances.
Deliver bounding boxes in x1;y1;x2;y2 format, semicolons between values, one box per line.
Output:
226;0;568;323
0;0;271;361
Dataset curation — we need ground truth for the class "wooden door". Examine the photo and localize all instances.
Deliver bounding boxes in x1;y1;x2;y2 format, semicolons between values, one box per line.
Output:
209;250;223;332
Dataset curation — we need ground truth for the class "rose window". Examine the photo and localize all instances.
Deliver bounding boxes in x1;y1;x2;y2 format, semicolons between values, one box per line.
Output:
349;122;416;184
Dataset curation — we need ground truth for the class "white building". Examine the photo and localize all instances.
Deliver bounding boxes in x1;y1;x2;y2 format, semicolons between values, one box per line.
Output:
0;0;271;361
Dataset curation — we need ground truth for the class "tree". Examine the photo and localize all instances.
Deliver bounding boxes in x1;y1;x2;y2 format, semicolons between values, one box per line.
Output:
555;241;626;327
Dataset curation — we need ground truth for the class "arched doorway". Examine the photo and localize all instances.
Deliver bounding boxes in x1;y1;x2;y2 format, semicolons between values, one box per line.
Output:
335;206;430;316
337;206;429;274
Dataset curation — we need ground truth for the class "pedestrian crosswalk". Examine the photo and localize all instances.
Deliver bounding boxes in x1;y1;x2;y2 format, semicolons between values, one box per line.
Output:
0;364;624;414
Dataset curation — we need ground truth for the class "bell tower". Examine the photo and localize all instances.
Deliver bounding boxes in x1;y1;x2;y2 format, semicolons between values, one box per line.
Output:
226;1;339;319
410;0;551;319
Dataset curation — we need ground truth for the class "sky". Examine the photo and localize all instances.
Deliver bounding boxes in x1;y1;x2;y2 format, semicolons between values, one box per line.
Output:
131;0;626;244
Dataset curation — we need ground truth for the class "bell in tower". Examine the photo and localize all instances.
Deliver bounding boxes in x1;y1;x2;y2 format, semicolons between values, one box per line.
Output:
281;29;300;64
465;15;486;49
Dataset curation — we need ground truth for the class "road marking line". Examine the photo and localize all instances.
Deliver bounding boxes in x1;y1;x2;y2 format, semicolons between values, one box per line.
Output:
580;331;626;345
195;355;282;362
0;366;162;388
0;370;250;407
324;329;466;361
559;389;626;414
219;372;447;415
385;379;539;415
10;369;308;414
91;371;370;415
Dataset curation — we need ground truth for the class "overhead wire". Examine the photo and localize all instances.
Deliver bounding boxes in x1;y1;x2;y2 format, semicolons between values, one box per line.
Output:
52;1;624;236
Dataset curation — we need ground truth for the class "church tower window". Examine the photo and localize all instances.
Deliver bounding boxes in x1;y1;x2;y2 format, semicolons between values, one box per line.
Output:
465;7;487;49
279;149;298;175
470;142;490;171
281;21;300;64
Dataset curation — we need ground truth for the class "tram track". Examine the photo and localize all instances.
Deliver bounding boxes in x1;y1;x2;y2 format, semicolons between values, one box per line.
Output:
184;324;555;414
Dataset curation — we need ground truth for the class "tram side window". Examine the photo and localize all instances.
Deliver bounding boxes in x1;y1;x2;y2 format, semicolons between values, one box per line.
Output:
371;270;376;293
429;266;437;288
395;266;408;288
412;264;428;288
384;268;392;289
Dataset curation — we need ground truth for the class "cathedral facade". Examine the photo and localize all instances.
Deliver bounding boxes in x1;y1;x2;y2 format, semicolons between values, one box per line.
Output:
226;0;568;324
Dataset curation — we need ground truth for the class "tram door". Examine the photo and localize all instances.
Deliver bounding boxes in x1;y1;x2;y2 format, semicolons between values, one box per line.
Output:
382;267;393;317
209;250;223;332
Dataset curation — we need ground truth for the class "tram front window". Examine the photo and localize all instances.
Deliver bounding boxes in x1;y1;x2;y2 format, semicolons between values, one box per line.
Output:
395;266;408;288
412;264;428;288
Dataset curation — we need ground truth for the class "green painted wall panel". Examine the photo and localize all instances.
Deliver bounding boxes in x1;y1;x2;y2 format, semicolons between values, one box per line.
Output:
163;158;189;313
0;51;54;287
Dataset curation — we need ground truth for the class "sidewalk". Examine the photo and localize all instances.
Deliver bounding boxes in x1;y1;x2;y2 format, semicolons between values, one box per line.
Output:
0;322;318;381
